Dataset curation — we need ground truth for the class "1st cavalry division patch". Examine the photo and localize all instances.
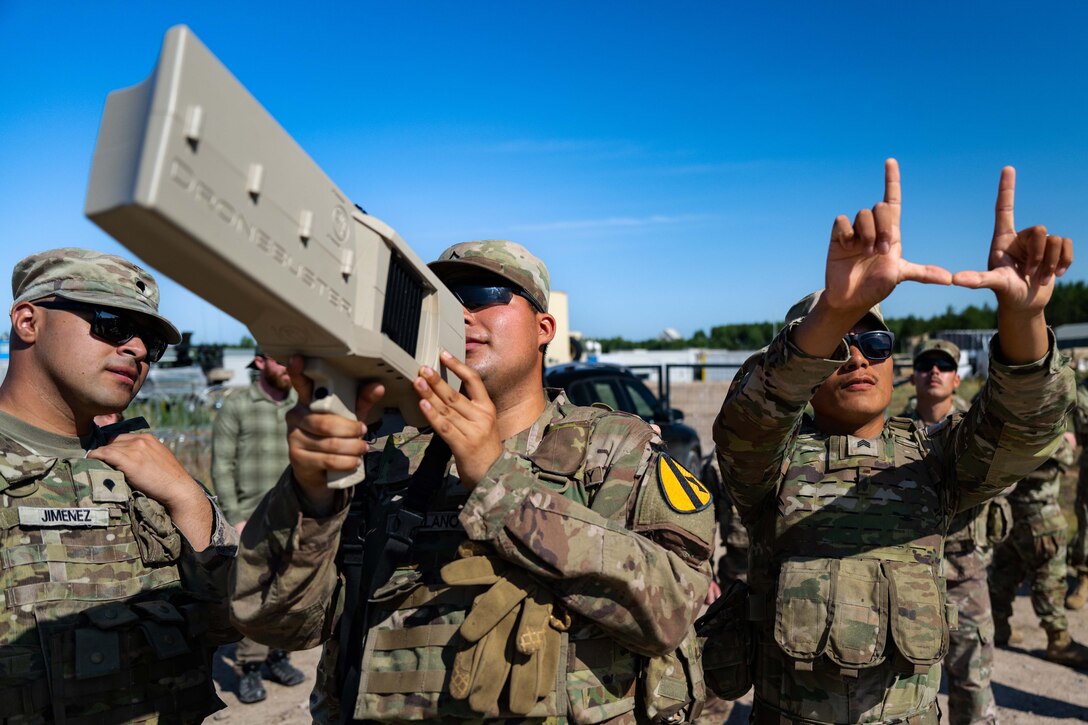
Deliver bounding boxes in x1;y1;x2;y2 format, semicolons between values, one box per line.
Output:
657;455;712;513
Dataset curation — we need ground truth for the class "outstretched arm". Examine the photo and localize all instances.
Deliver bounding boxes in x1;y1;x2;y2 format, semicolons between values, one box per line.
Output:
953;166;1073;364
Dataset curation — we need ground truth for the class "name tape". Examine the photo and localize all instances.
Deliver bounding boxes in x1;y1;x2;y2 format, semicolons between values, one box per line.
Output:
19;507;110;528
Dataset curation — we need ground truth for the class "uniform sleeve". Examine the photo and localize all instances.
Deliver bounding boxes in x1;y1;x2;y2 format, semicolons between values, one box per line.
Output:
943;331;1075;512
229;468;350;650
711;323;848;519
211;395;243;524
459;417;714;656
177;492;240;645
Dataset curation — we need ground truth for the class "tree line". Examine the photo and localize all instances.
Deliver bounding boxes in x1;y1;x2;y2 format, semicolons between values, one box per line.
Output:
598;280;1088;353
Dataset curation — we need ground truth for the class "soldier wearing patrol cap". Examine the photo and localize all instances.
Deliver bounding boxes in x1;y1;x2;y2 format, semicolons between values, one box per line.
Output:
904;338;1001;725
230;240;715;722
710;160;1074;724
0;248;239;722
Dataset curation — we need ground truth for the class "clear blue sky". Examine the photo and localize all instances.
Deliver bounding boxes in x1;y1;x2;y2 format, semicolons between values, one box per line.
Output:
3;3;1086;344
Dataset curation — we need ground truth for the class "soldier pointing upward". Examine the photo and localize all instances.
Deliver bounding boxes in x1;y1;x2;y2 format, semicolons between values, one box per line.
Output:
710;161;1074;724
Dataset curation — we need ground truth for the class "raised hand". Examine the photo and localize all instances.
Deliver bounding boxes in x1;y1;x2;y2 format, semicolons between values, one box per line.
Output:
822;158;952;318
952;167;1073;313
414;350;503;490
284;355;384;507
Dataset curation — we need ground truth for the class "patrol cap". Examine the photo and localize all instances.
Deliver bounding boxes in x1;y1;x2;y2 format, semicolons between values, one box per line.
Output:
247;346;266;370
11;248;181;344
783;289;890;332
429;240;550;313
913;338;960;366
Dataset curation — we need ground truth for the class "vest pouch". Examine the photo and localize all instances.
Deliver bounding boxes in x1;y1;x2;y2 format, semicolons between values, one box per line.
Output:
565;635;638;724
885;562;948;666
773;558;833;664
826;558;888;669
35;599;218;722
639;628;705;723
695;579;752;700
985;497;1013;546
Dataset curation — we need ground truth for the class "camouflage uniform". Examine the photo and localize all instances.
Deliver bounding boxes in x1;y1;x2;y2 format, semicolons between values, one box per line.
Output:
905;342;997;725
702;453;749;587
989;438;1076;636
712;322;1072;724
1067;384;1088;589
0;249;238;723
231;240;715;723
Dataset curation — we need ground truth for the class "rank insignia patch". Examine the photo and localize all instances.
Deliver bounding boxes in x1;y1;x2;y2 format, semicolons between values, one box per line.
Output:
657;455;712;513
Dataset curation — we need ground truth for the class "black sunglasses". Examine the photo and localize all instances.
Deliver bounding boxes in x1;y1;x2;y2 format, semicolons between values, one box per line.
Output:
843;330;895;361
915;356;957;373
448;283;542;313
33;299;169;363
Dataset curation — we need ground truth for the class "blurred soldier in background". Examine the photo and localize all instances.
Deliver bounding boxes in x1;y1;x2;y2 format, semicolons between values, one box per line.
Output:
989;433;1088;669
710;161;1074;723
904;339;1000;725
1066;380;1088;609
0;248;238;722
212;349;304;703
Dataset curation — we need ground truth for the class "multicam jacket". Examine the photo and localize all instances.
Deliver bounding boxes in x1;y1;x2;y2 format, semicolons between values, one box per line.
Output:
0;412;238;724
231;391;715;723
712;325;1073;724
211;382;297;525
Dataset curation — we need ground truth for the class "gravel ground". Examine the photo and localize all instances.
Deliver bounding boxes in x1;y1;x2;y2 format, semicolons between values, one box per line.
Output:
208;588;1088;724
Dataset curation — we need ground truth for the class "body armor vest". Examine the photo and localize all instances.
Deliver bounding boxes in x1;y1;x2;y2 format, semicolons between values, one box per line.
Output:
750;418;952;678
341;407;703;723
0;437;220;724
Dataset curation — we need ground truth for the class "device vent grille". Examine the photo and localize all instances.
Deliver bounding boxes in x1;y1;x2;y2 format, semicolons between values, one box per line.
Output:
382;253;425;356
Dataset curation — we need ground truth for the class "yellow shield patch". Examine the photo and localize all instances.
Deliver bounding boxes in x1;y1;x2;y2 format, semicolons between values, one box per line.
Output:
656;455;712;513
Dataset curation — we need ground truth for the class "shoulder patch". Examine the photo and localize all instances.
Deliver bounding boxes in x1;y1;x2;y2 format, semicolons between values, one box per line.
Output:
657;454;712;513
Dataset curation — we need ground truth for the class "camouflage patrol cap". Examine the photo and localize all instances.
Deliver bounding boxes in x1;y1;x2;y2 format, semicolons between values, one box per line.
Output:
429;240;550;313
784;289;890;332
913;338;960;365
11;248;182;343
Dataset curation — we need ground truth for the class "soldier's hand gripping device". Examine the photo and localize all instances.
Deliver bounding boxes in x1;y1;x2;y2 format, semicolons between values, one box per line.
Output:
84;25;464;488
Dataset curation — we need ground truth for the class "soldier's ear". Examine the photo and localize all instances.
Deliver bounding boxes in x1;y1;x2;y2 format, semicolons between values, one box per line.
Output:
10;302;42;345
536;312;556;347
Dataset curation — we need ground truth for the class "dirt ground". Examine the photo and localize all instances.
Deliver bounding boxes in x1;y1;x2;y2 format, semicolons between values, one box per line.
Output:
209;588;1088;724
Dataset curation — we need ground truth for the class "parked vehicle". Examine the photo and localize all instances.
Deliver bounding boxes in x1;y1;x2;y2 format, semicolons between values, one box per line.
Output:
543;362;703;472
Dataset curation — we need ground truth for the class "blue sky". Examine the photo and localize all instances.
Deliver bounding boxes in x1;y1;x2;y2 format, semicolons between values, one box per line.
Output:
2;3;1086;343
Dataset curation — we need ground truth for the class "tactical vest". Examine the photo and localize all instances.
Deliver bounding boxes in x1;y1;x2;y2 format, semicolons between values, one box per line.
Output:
341;407;705;723
750;418;952;684
0;437;221;723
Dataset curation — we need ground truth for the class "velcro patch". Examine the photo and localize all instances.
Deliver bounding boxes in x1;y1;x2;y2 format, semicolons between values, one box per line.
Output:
657;456;712;513
18;507;110;528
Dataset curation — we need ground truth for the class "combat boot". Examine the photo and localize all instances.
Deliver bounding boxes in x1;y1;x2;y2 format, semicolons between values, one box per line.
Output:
1066;573;1088;610
238;663;267;704
994;618;1023;647
265;649;305;687
1044;630;1088;670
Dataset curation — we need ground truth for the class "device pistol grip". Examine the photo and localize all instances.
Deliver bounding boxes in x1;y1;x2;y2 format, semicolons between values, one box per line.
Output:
305;359;367;490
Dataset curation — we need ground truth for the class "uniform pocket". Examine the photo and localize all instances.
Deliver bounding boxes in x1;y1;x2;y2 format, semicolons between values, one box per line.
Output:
773;558;833;662
885;561;948;666
565;636;637;724
640;628;704;722
826;558;888;669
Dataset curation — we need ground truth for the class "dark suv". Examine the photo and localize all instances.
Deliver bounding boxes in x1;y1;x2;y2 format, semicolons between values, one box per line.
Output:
543;362;702;472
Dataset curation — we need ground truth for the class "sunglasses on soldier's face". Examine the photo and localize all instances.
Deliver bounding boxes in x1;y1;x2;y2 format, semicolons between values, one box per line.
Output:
33;299;169;363
448;283;543;313
915;356;957;373
843;330;895;361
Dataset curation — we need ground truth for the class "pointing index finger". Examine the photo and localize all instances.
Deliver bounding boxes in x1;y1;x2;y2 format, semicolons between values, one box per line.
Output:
884;158;901;208
994;166;1016;237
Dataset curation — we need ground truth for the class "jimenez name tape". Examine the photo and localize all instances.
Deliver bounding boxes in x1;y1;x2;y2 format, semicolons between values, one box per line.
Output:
19;507;110;528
